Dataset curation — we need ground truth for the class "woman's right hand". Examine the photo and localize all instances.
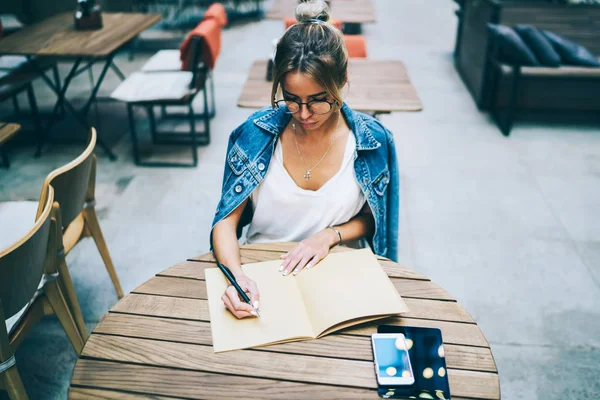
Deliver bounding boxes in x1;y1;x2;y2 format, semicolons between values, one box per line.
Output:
221;274;260;319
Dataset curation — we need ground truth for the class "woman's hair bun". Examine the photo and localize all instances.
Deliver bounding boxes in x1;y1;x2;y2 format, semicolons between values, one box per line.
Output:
295;0;330;23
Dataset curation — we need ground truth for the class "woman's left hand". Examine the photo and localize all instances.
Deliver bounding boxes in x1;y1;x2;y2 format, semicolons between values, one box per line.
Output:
279;229;337;276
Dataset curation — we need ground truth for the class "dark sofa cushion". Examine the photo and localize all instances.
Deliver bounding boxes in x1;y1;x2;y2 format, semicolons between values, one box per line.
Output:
542;30;600;67
514;25;561;67
487;24;540;66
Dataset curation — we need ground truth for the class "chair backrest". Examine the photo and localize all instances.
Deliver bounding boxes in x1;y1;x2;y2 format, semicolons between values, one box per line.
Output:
36;128;96;228
181;18;222;74
203;3;228;28
344;35;367;58
0;186;54;320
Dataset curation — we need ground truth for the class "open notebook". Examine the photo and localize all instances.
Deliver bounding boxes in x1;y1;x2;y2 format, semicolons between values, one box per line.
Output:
206;248;409;352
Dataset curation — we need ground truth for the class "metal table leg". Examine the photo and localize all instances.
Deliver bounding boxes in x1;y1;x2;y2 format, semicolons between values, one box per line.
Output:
28;56;118;160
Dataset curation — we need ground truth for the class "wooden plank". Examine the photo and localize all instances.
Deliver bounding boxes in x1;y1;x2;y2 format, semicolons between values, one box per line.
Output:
0;13;161;57
110;293;471;324
94;314;496;372
135;275;447;301
82;334;377;389
111;293;209;321
133;276;207;299
392;279;454;301
190;249;430;281
157;260;213;280
81;335;499;398
403;298;474;323
340;316;490;348
80;336;499;399
69;387;178;399
92;313;495;371
448;369;501;400
0;122;21;144
71;359;378;399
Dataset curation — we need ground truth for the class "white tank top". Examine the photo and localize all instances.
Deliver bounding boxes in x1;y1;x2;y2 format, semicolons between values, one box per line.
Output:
246;133;366;244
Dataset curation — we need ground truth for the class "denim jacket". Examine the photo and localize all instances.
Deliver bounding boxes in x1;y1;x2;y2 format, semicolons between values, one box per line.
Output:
211;103;400;261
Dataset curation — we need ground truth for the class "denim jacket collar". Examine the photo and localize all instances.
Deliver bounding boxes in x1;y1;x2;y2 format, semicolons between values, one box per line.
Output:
252;103;381;151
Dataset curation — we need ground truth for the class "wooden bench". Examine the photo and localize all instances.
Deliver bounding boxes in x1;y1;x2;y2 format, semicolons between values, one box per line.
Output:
0;122;21;168
454;0;600;135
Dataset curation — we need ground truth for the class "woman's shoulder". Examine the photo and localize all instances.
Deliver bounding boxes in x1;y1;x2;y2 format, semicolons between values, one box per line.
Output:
231;106;278;135
345;107;394;146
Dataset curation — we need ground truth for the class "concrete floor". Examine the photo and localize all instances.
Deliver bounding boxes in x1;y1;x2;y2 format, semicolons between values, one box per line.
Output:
1;0;600;398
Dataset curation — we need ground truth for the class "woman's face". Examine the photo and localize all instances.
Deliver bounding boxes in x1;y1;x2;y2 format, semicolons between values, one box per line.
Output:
281;72;336;132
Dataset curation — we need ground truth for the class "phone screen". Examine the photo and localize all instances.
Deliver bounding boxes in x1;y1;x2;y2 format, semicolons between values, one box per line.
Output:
376;326;451;399
373;335;413;381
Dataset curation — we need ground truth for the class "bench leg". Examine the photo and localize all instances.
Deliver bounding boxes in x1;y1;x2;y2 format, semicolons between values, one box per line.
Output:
500;66;520;137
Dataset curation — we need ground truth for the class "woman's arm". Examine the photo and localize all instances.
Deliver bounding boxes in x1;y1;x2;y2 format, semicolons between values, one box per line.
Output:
279;202;375;275
212;198;260;318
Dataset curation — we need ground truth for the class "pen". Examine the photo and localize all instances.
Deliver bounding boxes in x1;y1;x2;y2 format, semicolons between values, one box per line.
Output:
216;261;261;319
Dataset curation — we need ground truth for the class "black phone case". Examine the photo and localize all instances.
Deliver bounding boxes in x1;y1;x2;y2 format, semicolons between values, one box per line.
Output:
375;325;451;399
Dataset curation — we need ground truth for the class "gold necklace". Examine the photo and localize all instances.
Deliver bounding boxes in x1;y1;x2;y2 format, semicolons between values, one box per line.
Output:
292;112;341;181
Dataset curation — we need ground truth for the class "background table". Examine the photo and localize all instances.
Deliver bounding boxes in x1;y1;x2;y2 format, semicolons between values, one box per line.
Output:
267;0;377;24
69;243;500;399
238;60;423;115
0;12;161;159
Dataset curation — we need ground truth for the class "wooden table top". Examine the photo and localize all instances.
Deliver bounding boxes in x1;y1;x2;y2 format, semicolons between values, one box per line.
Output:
0;13;161;58
0;122;21;145
238;59;423;113
69;243;500;400
267;0;377;23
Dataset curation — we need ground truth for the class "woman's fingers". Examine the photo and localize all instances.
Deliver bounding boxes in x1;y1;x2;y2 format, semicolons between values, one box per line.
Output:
223;286;257;318
292;254;313;275
221;293;253;319
240;279;260;311
303;254;320;271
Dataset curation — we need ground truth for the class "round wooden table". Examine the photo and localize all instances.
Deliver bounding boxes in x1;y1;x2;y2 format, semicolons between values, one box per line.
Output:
69;243;500;399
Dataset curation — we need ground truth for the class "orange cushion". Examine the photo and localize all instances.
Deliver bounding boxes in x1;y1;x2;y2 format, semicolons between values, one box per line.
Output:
283;17;343;30
180;19;222;71
344;35;367;58
203;3;228;27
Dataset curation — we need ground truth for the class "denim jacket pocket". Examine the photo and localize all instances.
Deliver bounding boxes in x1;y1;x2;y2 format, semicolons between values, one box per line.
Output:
372;167;390;196
227;143;249;175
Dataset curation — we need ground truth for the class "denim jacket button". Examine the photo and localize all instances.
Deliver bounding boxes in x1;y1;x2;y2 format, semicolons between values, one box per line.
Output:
234;184;243;193
231;155;238;162
258;163;265;171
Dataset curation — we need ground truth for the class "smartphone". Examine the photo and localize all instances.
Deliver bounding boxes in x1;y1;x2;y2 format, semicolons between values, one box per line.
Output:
371;333;415;386
376;326;451;399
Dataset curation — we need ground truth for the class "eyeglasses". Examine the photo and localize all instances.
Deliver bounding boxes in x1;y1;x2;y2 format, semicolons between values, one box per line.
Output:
275;99;335;115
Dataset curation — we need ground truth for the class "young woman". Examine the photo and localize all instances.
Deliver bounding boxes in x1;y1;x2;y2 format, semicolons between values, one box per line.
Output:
211;0;399;318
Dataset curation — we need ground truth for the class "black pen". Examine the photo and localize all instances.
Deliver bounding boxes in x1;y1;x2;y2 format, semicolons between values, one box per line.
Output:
216;261;261;318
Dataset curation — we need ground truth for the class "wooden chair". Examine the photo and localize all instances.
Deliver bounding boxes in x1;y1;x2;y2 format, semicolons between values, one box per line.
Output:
35;128;123;308
1;186;85;400
111;19;221;167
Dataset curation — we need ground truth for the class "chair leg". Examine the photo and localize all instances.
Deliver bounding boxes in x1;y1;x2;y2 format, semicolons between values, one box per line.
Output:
202;86;210;144
56;255;89;341
209;72;216;118
43;281;84;354
2;365;29;400
147;106;157;144
127;103;141;165
12;95;21;116
83;208;124;298
188;104;198;167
